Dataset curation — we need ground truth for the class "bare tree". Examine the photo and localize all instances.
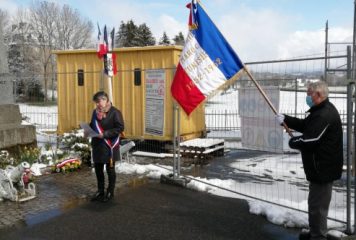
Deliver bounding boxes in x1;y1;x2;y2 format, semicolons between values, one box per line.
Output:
29;1;58;101
55;4;93;50
29;1;93;101
0;9;9;34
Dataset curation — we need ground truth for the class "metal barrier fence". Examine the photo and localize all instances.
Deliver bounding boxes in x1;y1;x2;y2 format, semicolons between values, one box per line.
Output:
8;51;354;232
198;52;352;231
18;103;58;132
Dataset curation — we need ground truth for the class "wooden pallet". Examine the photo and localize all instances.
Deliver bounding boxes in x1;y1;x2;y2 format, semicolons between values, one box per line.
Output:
180;138;224;164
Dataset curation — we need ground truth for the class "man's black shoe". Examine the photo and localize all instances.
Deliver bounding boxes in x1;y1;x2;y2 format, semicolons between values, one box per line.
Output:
91;191;104;201
102;191;114;202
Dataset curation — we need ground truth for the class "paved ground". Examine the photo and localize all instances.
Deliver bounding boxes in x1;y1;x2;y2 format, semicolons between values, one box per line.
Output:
0;165;138;229
0;171;297;240
0;167;300;240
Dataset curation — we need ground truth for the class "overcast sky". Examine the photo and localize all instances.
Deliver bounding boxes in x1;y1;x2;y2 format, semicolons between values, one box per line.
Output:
1;0;354;61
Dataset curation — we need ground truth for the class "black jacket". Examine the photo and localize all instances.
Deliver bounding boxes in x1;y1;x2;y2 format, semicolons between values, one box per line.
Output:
90;106;124;164
284;98;343;183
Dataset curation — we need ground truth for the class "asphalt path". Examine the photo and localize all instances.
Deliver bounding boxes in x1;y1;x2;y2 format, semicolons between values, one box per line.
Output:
0;181;299;240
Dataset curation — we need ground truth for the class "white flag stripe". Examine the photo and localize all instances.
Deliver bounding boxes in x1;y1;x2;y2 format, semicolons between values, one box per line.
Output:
179;32;226;96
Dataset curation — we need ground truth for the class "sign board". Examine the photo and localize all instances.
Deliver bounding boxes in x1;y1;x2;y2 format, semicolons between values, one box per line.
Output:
239;87;283;153
144;69;165;136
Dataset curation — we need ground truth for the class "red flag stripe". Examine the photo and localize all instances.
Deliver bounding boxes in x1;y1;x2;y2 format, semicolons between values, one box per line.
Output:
171;63;205;115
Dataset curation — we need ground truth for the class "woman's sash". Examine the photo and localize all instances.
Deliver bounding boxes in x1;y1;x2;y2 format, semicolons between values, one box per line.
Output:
91;111;120;167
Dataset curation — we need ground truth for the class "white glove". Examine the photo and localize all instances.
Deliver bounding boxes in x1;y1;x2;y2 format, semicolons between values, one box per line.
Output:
275;113;285;125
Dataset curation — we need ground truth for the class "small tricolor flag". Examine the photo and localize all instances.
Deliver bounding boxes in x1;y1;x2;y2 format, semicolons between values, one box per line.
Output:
97;23;107;59
171;1;244;115
97;24;117;76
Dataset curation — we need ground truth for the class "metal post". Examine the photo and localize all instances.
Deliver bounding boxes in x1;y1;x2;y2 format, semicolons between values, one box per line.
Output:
344;46;354;234
352;1;356;233
173;103;178;177
352;0;356;81
354;84;356;234
51;54;55;101
294;78;297;117
225;109;227;131
177;106;181;177
324;20;328;82
347;46;352;80
346;82;353;234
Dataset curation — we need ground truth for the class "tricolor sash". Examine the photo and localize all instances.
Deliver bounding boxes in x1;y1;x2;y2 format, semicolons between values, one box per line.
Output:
91;111;120;166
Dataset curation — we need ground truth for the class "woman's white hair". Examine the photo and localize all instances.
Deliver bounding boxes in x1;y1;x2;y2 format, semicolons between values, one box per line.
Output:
307;81;329;99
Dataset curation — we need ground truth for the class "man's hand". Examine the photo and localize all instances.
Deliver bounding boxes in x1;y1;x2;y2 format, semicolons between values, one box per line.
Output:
275;113;285;125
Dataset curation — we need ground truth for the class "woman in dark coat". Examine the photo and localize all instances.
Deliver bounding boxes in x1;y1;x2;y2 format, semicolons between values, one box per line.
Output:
88;91;124;202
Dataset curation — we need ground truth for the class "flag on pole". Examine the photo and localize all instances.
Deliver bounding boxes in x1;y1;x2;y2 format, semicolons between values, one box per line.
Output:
97;23;107;59
171;1;244;115
103;27;117;76
97;24;117;76
110;28;118;76
109;28;115;52
104;53;117;76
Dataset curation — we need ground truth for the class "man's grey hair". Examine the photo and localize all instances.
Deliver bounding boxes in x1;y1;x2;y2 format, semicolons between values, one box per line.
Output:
307;81;329;99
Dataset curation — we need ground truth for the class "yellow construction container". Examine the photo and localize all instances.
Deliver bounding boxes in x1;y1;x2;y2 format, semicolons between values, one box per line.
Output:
54;46;205;141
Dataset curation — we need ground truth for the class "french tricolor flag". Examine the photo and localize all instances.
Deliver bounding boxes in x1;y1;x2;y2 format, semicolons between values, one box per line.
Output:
171;1;244;115
97;24;108;59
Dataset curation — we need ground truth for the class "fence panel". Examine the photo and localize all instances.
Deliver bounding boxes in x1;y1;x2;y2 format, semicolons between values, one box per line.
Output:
202;53;350;228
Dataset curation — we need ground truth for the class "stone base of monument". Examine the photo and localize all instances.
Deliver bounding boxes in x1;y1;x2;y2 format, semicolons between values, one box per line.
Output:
0;104;37;149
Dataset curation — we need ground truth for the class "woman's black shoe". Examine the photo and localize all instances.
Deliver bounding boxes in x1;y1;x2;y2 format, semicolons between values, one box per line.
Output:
299;231;310;240
91;191;104;201
102;191;114;202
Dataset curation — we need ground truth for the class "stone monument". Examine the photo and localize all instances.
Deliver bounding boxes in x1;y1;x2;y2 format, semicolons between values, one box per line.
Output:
0;24;36;149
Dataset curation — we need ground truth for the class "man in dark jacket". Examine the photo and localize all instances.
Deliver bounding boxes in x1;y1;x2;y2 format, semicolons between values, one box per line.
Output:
87;91;124;202
276;81;343;240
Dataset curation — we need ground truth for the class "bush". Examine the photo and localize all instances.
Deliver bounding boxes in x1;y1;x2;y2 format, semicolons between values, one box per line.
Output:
18;146;41;165
61;129;91;165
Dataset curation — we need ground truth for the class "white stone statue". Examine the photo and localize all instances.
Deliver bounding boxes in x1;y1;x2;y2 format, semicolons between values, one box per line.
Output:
0;162;36;202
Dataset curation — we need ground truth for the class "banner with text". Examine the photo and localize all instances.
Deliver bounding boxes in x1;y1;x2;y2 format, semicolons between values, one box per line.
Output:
145;69;165;136
239;87;283;153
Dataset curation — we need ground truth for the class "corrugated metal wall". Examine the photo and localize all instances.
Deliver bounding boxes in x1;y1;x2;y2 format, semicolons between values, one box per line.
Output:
54;46;205;141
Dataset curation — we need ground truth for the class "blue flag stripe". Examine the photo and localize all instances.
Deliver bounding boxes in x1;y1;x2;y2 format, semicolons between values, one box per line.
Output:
193;3;244;79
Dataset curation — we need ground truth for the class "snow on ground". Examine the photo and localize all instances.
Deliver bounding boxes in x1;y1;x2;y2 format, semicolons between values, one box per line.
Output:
113;155;347;231
30;163;48;176
115;162;172;179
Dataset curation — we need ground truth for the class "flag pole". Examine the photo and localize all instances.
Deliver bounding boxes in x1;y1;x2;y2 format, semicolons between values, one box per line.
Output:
108;76;113;103
243;65;293;137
